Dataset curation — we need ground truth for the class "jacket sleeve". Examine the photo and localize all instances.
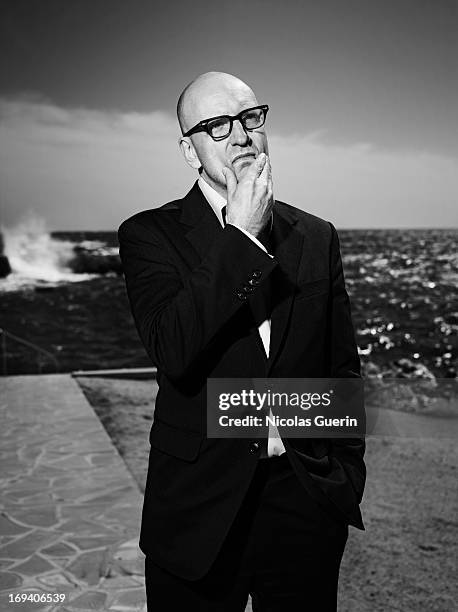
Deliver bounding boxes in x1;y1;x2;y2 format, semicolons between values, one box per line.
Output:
118;216;277;381
328;222;366;504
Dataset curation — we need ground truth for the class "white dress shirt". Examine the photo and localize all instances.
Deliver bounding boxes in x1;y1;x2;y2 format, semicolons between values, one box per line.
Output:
198;176;286;457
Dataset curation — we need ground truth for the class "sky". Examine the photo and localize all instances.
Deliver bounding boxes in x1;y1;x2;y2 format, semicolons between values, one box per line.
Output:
0;0;457;230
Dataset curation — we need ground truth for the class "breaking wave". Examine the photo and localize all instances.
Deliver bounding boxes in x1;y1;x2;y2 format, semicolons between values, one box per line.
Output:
0;214;120;291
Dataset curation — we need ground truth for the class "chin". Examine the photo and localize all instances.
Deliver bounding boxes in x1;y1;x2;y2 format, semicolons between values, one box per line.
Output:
234;159;254;178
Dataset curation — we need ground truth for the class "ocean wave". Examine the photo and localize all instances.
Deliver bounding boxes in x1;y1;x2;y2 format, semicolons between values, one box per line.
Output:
0;216;121;291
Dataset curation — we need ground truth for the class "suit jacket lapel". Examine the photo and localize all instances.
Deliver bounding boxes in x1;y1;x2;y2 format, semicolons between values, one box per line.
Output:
267;205;303;372
179;181;224;263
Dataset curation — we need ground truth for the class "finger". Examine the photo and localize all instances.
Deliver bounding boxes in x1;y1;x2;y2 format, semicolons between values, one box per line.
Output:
255;158;273;201
267;185;273;205
222;166;237;199
253;160;270;198
267;163;273;194
245;153;266;181
254;156;271;189
258;155;271;181
256;153;267;176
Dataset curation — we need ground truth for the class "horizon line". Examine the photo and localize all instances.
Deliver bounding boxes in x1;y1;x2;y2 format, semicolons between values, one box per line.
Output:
48;226;457;232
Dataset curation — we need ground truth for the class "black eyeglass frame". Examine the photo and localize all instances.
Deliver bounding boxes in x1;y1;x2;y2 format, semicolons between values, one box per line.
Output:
182;105;269;141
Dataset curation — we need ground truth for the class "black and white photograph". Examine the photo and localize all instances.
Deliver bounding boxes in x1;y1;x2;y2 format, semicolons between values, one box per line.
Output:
0;1;457;611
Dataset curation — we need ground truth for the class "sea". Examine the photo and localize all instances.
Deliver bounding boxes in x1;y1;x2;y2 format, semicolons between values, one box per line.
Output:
0;217;456;379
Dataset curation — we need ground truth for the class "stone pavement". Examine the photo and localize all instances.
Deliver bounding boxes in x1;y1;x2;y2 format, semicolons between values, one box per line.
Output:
0;375;146;612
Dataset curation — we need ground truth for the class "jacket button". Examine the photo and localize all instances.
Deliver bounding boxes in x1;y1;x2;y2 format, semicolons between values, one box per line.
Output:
248;278;259;286
243;284;255;293
252;270;262;279
249;441;260;454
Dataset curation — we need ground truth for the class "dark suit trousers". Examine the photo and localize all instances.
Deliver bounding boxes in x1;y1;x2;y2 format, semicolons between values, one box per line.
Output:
145;453;348;611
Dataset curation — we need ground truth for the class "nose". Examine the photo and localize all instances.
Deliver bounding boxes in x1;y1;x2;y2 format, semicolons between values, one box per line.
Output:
230;118;251;146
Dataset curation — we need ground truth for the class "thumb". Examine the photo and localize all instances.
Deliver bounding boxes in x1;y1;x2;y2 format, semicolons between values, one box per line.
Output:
222;166;237;199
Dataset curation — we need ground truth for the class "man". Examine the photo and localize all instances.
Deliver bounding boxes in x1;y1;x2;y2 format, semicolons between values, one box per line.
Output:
118;71;365;611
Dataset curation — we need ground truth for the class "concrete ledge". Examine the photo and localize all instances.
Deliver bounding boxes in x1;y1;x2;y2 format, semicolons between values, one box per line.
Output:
72;367;157;380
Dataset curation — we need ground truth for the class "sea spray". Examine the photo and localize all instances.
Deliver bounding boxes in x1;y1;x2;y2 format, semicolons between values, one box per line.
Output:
0;213;96;288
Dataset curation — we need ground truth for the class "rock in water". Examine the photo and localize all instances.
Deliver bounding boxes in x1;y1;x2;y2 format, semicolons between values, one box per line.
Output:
0;255;11;278
68;246;122;275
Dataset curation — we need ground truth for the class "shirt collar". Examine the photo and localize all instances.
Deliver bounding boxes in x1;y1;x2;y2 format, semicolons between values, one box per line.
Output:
197;176;226;228
197;175;274;233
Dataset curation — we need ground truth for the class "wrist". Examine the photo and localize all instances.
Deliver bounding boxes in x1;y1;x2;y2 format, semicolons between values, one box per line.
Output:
227;217;262;237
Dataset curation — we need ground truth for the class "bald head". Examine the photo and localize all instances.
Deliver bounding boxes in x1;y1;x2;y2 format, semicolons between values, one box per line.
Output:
177;72;258;134
176;71;268;196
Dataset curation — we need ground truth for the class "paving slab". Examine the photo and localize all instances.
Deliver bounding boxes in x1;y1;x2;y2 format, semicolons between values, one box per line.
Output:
0;375;146;612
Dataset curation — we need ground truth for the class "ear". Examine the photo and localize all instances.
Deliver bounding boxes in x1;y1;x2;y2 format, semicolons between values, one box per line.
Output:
179;137;202;171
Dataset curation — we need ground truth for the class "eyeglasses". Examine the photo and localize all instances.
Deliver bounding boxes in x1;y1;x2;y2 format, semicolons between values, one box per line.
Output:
182;105;269;141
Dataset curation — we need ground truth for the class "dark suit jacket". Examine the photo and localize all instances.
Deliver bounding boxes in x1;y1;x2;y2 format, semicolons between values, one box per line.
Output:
118;181;366;580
